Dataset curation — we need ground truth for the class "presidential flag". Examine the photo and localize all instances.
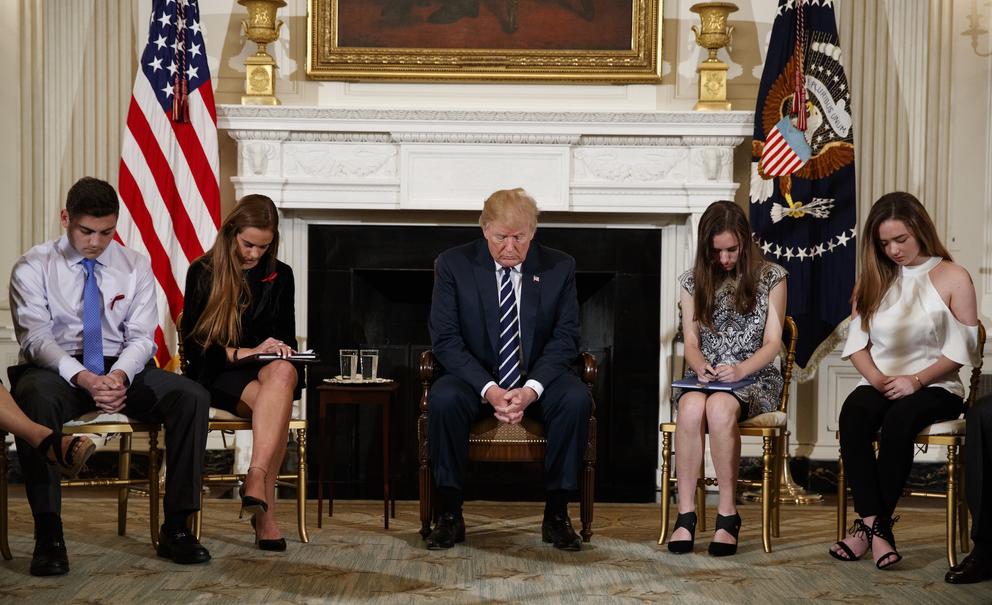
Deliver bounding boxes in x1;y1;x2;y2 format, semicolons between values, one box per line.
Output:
751;0;856;377
116;0;220;369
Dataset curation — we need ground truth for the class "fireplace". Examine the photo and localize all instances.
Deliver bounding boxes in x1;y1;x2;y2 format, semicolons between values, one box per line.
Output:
217;104;753;499
306;225;660;502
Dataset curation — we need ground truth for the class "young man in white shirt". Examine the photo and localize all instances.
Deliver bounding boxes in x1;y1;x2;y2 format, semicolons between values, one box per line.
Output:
8;177;211;576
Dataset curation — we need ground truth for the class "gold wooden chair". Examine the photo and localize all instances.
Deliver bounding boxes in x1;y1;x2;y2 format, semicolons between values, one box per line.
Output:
175;312;309;544
0;413;162;560
418;350;598;541
658;315;798;553
836;320;986;567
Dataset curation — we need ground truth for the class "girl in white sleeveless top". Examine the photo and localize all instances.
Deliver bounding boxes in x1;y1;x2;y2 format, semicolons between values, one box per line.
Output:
830;192;980;570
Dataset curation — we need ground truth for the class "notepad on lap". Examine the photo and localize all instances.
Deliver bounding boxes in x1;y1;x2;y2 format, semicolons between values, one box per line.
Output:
671;377;756;392
233;350;320;365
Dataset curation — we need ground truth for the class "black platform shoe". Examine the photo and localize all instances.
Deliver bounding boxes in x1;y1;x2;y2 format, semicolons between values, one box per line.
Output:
667;511;698;554
708;512;741;557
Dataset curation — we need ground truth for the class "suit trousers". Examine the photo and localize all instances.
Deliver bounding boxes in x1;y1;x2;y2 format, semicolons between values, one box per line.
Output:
839;385;963;518
10;360;210;518
428;371;591;494
966;394;992;550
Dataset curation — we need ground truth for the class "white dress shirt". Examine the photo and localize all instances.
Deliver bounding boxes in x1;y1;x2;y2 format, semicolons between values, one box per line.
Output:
842;256;980;397
480;262;545;400
9;235;158;385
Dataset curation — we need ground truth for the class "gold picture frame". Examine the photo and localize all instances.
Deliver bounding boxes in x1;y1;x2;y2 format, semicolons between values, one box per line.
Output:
307;0;661;82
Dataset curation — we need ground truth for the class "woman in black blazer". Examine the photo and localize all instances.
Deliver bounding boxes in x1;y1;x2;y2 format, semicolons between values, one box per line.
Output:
181;194;299;551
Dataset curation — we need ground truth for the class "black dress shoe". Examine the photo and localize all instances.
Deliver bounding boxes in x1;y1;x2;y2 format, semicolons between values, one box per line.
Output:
425;512;466;550
30;536;69;577
945;553;992;584
542;512;581;551
157;526;211;564
427;0;479;24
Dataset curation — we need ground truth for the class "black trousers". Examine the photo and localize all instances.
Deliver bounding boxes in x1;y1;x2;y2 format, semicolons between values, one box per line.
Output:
839;385;963;518
966;394;992;551
428;372;591;494
10;360;210;519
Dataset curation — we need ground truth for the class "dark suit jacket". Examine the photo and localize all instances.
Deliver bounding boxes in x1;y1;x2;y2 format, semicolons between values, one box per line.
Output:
429;238;581;394
181;256;297;386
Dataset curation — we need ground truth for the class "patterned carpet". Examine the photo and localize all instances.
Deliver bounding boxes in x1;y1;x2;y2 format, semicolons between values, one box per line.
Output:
0;493;985;604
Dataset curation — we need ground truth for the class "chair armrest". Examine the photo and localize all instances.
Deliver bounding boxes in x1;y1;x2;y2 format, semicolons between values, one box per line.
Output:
580;351;597;387
419;350;437;383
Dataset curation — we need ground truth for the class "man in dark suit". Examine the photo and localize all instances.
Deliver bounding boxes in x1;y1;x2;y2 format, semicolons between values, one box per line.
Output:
426;188;591;551
946;394;992;584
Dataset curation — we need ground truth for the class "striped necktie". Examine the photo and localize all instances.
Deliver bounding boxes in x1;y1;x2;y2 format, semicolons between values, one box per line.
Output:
81;258;104;374
497;267;521;389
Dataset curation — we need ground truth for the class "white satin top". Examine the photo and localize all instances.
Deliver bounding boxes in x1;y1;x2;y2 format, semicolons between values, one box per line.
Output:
842;256;980;397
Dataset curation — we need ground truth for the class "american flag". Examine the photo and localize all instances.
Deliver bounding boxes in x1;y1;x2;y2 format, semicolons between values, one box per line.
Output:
116;0;219;369
760;116;812;177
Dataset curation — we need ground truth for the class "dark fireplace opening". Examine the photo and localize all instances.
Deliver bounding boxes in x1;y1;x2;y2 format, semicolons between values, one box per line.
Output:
307;225;660;503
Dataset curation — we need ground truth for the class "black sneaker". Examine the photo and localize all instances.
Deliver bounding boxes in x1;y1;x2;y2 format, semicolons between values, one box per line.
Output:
157;526;211;564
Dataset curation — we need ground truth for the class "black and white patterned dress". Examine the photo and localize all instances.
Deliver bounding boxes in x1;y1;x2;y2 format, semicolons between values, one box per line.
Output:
672;262;788;421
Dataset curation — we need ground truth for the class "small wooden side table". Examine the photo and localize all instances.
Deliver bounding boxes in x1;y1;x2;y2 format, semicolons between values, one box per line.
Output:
316;381;399;529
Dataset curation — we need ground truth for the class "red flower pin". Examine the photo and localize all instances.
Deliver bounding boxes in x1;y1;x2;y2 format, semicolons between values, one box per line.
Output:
261;271;278;283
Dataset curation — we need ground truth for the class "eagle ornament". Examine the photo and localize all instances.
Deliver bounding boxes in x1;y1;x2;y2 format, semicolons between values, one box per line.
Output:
751;31;854;224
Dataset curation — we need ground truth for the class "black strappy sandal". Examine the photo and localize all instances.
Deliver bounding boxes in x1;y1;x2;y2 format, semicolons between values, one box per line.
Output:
37;431;96;479
829;518;873;561
708;512;742;557
872;515;903;570
667;511;698;554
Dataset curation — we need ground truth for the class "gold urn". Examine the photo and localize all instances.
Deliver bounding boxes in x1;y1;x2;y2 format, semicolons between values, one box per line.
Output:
239;0;286;106
690;2;738;111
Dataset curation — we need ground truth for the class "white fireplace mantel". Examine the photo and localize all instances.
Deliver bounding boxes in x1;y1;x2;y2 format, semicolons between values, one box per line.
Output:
217;105;756;483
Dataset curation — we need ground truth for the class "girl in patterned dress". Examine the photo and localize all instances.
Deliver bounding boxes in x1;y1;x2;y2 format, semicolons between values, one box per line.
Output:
667;200;788;557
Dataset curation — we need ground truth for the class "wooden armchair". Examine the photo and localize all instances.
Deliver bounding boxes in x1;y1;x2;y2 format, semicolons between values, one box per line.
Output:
836;320;986;567
658;315;798;553
175;312;309;544
417;350;598;541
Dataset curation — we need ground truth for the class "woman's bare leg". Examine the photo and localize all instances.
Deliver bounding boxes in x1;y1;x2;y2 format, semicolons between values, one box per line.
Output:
671;391;707;542
236;360;297;540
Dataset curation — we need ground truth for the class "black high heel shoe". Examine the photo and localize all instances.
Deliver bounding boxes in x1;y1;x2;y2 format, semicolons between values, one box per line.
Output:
708;512;741;557
667;511;698;554
250;515;287;552
238;466;269;519
871;515;902;570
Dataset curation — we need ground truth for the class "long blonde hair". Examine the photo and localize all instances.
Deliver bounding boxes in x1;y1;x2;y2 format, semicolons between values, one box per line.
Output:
853;191;951;330
190;194;280;347
692;201;765;329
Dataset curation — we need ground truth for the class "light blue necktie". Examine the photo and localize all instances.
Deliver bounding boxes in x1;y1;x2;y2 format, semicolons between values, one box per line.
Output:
497;267;521;389
81;258;103;374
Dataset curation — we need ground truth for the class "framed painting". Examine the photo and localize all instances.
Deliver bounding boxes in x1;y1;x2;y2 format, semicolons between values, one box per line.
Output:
307;0;661;82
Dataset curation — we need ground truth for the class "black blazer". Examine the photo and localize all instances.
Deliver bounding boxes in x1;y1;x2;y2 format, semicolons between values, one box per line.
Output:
181;256;297;385
428;238;581;393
